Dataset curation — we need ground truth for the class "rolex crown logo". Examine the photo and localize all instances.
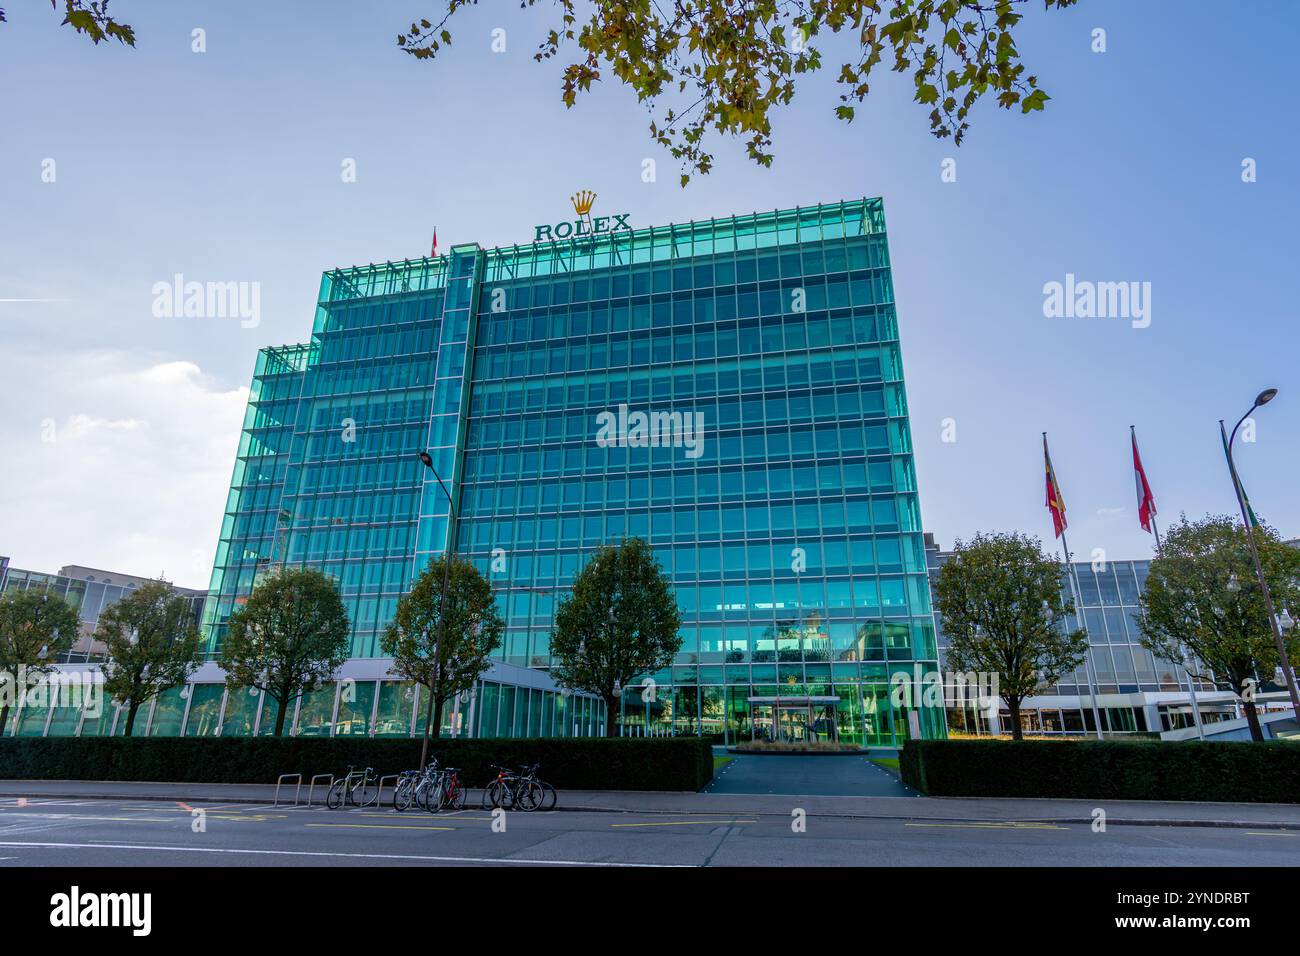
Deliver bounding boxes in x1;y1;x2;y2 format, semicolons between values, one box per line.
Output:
570;190;596;217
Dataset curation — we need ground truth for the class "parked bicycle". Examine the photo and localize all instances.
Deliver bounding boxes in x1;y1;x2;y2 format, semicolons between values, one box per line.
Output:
480;764;518;810
480;763;556;812
325;765;379;809
394;759;468;813
393;767;427;812
435;766;467;811
515;763;557;811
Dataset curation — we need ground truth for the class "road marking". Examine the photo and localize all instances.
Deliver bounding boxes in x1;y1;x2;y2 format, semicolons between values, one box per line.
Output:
904;822;1068;831
1245;831;1297;837
306;823;456;832
610;819;758;828
0;840;692;867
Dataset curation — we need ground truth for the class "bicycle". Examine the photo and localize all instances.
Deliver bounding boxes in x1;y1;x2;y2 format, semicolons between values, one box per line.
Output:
436;766;467;811
513;763;557;812
431;764;467;811
413;760;444;812
325;765;379;809
480;764;517;810
392;768;425;811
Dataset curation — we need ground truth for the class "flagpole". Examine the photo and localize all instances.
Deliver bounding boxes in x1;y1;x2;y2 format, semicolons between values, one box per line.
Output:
1045;431;1106;740
1059;527;1106;740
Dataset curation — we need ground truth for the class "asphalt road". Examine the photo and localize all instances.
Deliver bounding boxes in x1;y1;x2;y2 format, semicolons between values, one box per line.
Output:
0;797;1295;867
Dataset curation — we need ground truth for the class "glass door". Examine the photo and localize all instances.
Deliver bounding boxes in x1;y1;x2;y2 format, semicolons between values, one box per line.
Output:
777;706;809;743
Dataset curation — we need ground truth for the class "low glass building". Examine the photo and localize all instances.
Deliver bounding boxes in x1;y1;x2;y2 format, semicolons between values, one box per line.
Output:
2;660;602;740
201;198;944;745
0;560;598;740
925;536;1240;735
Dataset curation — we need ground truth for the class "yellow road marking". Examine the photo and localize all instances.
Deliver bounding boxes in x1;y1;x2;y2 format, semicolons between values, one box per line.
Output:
610;819;758;828
905;822;1068;830
1246;831;1297;837
306;823;455;832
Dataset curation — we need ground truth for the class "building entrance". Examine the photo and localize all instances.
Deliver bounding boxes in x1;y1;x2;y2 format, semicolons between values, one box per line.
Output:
747;696;839;744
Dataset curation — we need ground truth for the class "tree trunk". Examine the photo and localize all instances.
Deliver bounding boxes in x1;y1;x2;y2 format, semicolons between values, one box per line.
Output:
123;700;141;737
431;693;445;741
274;696;289;737
1006;699;1023;741
604;693;619;737
1243;698;1264;742
0;704;9;737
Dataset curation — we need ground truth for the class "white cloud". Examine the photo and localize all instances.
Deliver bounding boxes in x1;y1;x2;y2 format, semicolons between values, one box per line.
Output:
0;349;248;589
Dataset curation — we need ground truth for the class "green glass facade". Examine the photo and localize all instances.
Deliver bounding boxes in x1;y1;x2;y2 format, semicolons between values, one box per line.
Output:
203;199;944;745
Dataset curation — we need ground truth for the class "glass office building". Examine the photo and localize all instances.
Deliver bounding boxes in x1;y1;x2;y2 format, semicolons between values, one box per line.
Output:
203;198;944;745
0;560;206;664
925;537;1239;735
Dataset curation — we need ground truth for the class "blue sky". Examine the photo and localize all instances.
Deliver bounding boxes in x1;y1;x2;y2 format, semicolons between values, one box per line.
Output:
1;0;1296;587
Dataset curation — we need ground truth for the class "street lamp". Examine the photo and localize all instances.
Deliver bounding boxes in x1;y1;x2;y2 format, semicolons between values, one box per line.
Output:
1221;388;1300;715
416;450;457;770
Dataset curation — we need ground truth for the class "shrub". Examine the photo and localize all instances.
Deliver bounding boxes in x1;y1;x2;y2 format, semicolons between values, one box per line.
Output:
0;736;714;792
900;739;1300;803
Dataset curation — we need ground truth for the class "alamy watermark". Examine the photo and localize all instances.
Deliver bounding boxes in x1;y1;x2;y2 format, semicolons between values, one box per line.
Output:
594;404;706;459
0;668;103;717
151;273;260;328
889;667;1000;710
1042;273;1151;329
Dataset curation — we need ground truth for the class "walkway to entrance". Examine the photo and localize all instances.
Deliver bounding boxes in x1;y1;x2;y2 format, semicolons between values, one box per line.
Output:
705;753;917;797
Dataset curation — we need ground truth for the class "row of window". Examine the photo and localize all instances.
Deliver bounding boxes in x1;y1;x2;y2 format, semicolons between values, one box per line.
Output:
478;239;888;305
462;430;905;481
471;278;892;347
4;679;605;741
455;497;919;549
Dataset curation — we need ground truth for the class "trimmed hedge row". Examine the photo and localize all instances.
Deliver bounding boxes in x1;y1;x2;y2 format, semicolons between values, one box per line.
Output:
0;736;714;792
900;739;1300;803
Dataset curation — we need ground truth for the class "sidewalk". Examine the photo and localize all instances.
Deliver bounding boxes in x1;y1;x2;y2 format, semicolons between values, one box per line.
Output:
2;779;1298;829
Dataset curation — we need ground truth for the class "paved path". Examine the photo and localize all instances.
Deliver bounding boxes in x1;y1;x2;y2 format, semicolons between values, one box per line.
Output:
705;753;916;797
0;795;1295;867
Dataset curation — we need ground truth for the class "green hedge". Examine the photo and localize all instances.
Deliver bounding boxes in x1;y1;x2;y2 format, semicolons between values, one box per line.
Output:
900;739;1300;803
0;737;714;792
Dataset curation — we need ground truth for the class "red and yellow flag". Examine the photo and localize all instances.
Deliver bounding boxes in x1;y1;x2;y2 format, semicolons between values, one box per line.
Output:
1043;433;1067;538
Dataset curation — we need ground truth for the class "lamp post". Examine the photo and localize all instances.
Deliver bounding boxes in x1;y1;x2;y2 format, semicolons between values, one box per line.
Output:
416;450;457;770
1221;388;1300;715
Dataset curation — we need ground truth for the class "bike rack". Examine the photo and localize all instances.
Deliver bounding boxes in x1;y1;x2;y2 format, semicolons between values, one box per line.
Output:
274;772;303;807
376;774;400;806
306;773;335;807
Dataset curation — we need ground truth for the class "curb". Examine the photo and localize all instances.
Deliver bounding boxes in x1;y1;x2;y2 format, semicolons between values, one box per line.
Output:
3;789;1297;830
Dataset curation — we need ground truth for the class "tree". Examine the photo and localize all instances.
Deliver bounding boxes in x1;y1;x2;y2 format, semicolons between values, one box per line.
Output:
933;531;1088;740
382;555;504;758
219;567;352;737
0;589;82;735
1137;515;1300;742
98;581;203;736
0;1;136;45
551;537;682;736
398;0;1077;183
